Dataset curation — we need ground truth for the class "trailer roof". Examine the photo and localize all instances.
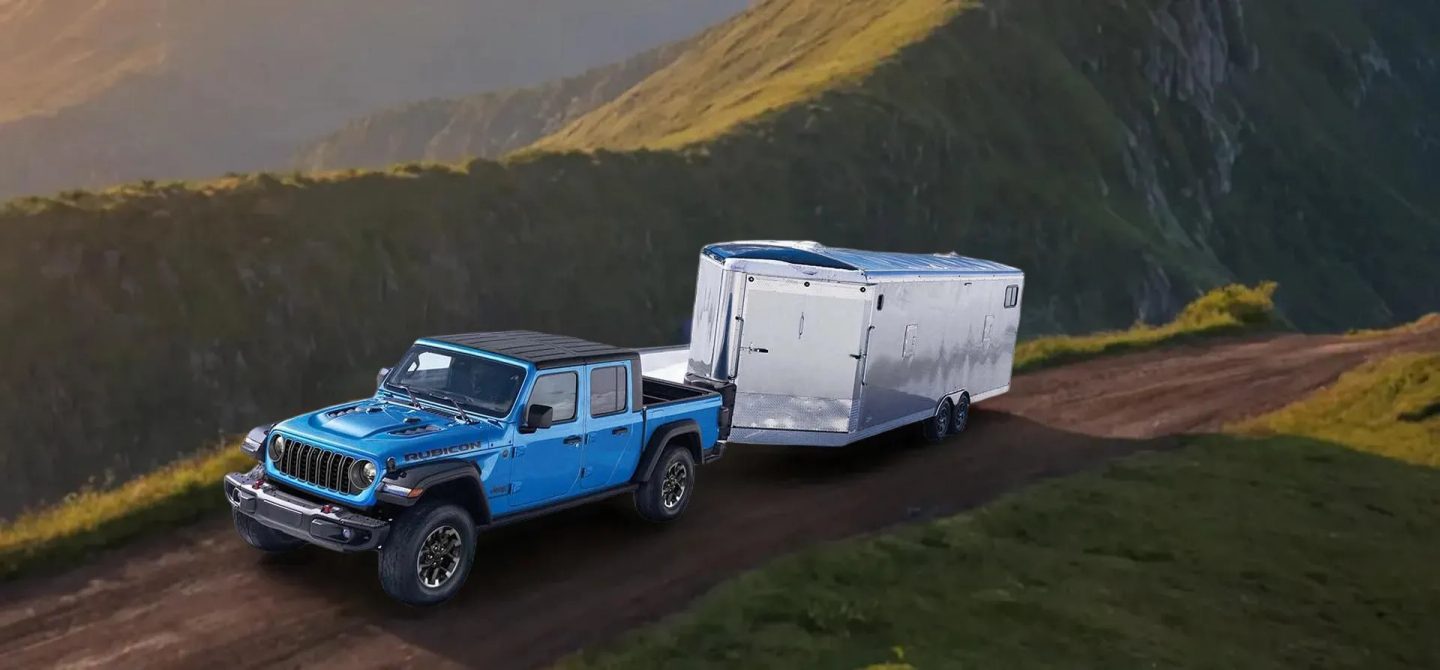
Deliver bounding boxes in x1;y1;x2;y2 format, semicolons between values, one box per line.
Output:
426;330;635;369
702;241;1021;277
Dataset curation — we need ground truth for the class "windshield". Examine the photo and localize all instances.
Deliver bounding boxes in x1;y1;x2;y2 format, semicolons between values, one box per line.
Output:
383;346;525;418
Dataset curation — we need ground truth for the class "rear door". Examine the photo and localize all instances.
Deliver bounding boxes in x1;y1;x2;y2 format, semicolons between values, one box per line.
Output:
579;362;639;490
733;277;871;433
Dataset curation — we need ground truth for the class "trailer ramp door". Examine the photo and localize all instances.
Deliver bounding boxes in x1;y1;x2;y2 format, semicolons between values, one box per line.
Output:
734;278;869;433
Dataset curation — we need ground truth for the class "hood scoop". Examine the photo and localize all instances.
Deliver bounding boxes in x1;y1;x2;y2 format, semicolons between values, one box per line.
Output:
391;423;441;437
325;404;385;419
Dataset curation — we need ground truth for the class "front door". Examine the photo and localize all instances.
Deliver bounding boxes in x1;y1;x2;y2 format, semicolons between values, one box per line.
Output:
733;277;870;432
510;369;585;508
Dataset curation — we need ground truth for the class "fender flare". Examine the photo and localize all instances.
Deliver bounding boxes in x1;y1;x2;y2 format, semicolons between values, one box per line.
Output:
379;459;492;524
635;420;701;483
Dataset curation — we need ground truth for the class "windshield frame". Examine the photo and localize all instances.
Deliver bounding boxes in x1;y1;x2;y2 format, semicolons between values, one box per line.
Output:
381;344;527;419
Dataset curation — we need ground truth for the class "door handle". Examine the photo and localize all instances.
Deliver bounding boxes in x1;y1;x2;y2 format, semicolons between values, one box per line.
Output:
749;347;769;354
563;435;583;445
611;427;629;436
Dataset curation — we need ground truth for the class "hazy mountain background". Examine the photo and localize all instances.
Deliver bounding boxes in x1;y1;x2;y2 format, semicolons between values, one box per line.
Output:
1;0;1437;518
293;40;694;171
0;0;748;198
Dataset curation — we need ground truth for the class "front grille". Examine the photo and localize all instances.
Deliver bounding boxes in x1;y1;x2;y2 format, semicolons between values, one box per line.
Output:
272;437;360;495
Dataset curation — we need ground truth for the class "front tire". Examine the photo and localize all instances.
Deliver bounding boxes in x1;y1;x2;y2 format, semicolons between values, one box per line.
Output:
378;500;476;606
634;444;696;523
920;398;953;443
233;509;306;553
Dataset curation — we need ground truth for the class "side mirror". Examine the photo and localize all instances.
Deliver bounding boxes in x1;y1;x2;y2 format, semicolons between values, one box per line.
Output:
376;367;392;388
520;404;554;433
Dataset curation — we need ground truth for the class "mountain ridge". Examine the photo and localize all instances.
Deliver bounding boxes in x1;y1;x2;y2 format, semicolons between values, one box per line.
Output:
0;0;748;198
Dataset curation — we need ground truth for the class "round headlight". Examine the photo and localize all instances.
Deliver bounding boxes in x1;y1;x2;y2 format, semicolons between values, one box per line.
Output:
269;435;287;461
350;460;377;490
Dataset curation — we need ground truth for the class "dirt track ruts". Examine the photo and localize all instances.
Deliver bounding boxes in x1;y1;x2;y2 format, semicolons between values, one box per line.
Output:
3;324;1437;670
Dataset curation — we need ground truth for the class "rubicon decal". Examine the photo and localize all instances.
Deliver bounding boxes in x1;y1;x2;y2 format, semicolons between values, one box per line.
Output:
404;442;484;463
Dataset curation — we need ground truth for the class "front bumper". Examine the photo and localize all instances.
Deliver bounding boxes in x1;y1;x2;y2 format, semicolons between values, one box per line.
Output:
224;468;390;552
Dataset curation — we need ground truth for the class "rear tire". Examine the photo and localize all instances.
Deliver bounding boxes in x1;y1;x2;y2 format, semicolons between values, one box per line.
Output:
920;398;953;443
951;392;971;435
378;500;476;606
634;444;696;523
233;509;306;553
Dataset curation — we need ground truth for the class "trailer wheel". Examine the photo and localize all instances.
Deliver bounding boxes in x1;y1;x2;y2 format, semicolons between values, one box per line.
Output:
951;392;971;435
377;499;477;606
634;444;696;523
233;509;305;553
920;398;953;443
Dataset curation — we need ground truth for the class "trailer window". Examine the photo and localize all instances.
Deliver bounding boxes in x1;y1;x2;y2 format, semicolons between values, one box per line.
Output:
530;372;577;423
1004;285;1020;308
589;365;627;417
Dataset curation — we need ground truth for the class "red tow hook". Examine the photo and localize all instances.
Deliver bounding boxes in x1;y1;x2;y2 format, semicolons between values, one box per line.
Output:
321;504;333;514
251;475;265;490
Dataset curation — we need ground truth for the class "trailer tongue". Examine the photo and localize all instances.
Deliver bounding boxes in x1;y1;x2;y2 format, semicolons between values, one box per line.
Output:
642;240;1024;447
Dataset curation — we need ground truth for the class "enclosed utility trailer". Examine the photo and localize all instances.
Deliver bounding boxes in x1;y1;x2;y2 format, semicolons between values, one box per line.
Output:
666;241;1024;447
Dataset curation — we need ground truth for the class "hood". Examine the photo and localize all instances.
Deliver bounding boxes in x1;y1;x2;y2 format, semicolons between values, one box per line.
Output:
271;397;508;466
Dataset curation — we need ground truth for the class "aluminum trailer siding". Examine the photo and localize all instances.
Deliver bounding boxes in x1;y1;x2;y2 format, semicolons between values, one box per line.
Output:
680;241;1024;447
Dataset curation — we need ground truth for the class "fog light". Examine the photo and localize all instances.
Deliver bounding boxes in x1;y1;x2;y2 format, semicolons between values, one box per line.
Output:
341;528;354;541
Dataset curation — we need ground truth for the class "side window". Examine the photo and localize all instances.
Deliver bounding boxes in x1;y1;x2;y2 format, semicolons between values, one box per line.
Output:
589;365;628;417
530;372;577;423
1004;285;1020;309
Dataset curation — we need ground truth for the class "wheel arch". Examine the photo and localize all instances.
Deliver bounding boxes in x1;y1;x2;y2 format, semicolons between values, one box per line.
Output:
381;460;492;525
635;420;701;483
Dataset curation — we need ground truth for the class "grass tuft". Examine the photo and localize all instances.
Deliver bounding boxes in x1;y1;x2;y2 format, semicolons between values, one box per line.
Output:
1015;282;1278;373
0;445;253;580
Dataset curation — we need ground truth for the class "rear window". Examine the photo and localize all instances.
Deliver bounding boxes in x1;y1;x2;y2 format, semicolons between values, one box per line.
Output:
590;366;627;417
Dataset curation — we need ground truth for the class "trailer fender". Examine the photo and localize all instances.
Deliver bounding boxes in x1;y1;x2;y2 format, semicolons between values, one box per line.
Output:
636;420;702;483
379;460;492;524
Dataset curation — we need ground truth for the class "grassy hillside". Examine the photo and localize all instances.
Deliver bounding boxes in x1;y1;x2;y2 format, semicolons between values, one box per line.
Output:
558;355;1440;669
1238;352;1440;466
294;41;692;172
529;0;964;152
1;0;1438;518
0;0;746;198
1015;281;1277;372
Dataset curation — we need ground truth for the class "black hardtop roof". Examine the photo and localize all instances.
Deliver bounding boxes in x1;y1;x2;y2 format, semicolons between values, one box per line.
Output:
428;330;637;369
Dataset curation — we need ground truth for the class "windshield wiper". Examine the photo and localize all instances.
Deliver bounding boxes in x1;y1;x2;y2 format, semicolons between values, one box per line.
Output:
434;390;475;424
395;384;423;410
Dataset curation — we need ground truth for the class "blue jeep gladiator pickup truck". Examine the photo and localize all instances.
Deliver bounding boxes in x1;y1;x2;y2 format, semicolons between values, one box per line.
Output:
224;331;733;605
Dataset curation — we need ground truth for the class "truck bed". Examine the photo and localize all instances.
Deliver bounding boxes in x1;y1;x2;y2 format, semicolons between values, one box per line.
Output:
641;376;711;407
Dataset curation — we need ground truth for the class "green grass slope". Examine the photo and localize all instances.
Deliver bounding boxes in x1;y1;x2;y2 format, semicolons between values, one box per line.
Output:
529;0;964;152
1016;281;1277;373
1;0;1438;517
293;40;693;172
558;355;1440;669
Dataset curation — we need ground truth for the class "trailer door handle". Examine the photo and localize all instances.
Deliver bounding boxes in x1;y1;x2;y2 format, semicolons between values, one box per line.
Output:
611;427;629;436
563;435;583;445
749;347;768;354
850;354;863;360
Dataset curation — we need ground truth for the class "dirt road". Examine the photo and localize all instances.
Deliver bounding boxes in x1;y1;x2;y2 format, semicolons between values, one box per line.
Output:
3;324;1436;669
